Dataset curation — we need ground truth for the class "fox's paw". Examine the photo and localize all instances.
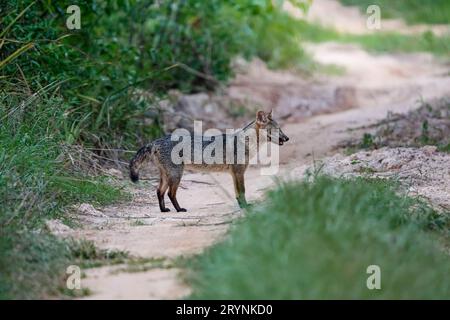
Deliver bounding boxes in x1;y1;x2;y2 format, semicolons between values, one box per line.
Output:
239;202;252;210
177;208;187;212
161;208;171;212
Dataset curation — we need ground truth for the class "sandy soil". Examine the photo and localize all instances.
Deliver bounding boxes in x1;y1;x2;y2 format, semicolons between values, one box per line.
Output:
52;2;450;300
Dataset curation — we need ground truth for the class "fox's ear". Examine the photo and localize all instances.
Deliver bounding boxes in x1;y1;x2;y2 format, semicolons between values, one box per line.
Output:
256;110;268;125
268;109;273;120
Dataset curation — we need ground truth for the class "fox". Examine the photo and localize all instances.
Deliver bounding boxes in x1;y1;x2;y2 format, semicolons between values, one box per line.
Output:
129;110;289;212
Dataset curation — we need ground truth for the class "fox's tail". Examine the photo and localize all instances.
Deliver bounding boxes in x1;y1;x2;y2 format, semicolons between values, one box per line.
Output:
129;143;153;183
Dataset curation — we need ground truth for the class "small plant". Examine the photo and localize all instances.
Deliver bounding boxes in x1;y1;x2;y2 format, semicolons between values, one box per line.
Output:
339;0;450;25
420;119;431;144
360;133;375;149
438;143;450;153
131;220;145;226
358;166;376;174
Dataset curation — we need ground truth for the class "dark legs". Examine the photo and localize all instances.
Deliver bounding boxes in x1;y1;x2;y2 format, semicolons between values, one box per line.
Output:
158;165;249;211
168;179;186;212
231;168;248;208
157;176;170;212
157;170;186;212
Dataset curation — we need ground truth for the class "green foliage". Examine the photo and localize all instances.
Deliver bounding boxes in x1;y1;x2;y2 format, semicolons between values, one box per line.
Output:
1;0;164;149
1;0;311;148
360;133;375;149
0;92;127;228
439;143;450;153
421;119;430;144
189;177;450;299
339;0;450;25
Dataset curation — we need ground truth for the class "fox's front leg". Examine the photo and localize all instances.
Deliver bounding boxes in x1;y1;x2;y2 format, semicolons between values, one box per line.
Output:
157;175;170;212
167;165;187;212
231;169;248;208
168;178;187;212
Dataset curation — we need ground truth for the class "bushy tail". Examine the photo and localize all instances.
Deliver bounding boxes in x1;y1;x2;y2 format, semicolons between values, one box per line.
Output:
129;143;153;183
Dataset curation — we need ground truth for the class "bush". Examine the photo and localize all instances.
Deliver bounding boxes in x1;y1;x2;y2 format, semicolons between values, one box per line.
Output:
1;0;310;149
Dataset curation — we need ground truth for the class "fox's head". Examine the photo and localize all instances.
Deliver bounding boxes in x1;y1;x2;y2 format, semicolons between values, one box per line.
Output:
255;110;289;146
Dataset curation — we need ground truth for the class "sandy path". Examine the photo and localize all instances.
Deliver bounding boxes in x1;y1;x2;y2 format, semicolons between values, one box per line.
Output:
69;5;450;300
75;169;276;299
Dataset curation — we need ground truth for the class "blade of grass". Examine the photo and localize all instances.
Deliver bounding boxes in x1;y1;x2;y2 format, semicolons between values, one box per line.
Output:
0;42;34;70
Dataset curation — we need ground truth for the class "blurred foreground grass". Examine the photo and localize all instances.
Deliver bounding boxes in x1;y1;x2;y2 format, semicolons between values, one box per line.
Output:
189;177;450;299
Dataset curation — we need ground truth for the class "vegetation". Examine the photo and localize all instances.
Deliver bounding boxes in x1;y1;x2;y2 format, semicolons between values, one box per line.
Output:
339;0;450;25
189;177;450;299
343;31;450;57
0;0;312;299
0;85;129;299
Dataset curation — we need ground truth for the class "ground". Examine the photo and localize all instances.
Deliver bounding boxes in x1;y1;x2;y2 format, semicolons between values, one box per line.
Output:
47;0;450;299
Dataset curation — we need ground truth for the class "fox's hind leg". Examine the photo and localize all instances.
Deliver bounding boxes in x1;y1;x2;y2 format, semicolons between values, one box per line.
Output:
168;179;186;212
157;173;170;212
167;169;186;212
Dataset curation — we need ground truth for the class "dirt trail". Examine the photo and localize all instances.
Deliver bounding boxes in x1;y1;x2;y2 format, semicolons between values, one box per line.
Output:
61;4;450;300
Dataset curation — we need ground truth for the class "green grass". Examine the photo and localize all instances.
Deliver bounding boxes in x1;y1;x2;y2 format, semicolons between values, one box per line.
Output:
344;31;450;57
0;93;128;226
0;91;129;299
188;177;450;299
247;6;317;73
439;143;450;153
297;20;450;57
339;0;450;25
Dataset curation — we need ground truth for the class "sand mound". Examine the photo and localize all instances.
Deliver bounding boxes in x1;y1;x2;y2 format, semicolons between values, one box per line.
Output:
320;146;450;211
